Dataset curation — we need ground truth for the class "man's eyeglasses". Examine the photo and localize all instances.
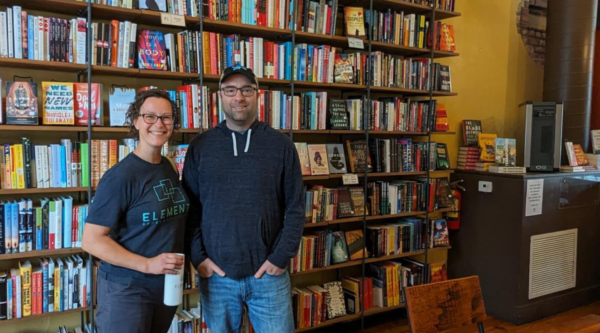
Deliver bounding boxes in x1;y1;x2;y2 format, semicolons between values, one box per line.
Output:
139;114;174;125
221;86;257;97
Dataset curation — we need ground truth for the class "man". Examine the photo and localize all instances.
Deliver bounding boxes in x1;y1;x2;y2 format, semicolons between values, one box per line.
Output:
182;65;304;333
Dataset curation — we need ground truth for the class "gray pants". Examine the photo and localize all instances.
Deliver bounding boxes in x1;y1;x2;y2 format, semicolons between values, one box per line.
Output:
96;276;178;333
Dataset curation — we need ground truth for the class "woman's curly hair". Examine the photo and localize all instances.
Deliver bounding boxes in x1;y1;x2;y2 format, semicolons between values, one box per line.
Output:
125;89;180;139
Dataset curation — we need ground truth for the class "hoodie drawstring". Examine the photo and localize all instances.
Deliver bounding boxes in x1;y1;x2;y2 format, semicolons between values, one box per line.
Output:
232;129;252;156
244;129;252;153
231;132;238;156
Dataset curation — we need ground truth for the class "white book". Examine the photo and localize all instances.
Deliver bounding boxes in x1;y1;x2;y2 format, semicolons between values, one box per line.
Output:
76;18;86;64
7;8;13;58
37;16;43;60
63;257;72;310
0;12;8;57
54;198;62;249
117;21;124;68
26;199;32;252
33;16;39;60
48;256;55;312
13;6;22;59
61;140;72;188
41;146;50;189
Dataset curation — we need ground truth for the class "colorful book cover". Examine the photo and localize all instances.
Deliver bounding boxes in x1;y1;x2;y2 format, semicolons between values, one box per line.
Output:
5;81;38;125
573;144;589;166
330;231;350;264
345;229;367;260
109;87;136;126
294;142;311;176
461;119;482;146
171;144;189;179
328;98;350;129
436;143;450;169
41;82;74;125
439;23;456;52
344;7;366;38
478;133;497;162
138;0;167;11
494;138;517;166
429;261;448;283
334;54;354;84
307;144;330;175
326;144;347;174
137;30;167;71
432;219;450;247
74;83;103;126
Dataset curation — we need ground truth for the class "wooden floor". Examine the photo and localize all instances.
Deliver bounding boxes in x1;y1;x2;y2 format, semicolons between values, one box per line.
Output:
311;301;600;333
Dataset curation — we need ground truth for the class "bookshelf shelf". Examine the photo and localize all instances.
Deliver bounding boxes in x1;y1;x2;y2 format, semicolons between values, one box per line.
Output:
303;171;428;181
429;170;455;177
293;303;408;332
0;0;87;16
432;131;456;135
291;250;425;277
183;288;198;295
0;125;85;132
0;306;90;325
0;57;86;72
0;248;84;261
93;65;140;77
304;209;452;228
428;246;452;252
0;187;90;195
203;18;290;39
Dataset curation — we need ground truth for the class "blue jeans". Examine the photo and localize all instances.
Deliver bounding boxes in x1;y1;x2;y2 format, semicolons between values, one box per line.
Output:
199;272;294;333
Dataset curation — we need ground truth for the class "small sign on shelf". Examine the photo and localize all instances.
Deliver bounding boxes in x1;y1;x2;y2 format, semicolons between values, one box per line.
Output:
347;37;365;50
342;174;359;185
160;13;186;27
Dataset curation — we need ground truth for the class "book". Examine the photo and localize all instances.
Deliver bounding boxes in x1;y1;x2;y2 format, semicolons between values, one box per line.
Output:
435;103;449;132
461;120;482;146
431;219;450;247
330;230;350;264
74;83;103;126
573;144;588;166
345;229;367;260
435;143;450;169
346;140;372;173
294;142;311;176
478;133;497;162
328;99;350;129
429;261;448;283
591;130;600;154
494;138;516;166
344;7;366;38
564;142;578;166
109;87;136;126
488;166;526;174
334;54;355;84
6;81;38;125
323;281;347;319
326;144;347;174
439;23;456;52
307;144;330;175
138;0;167;11
137;30;167;71
42;82;75;125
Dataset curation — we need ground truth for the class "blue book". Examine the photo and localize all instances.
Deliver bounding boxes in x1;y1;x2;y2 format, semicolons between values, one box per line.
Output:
0;203;4;254
11;201;18;253
61;196;73;249
60;145;67;188
27;15;34;60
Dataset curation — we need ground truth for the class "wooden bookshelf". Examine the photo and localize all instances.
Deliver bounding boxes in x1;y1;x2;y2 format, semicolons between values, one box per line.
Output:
0;307;90;325
0;248;84;261
291;250;425;276
0;57;86;72
304;208;453;228
0;187;90;195
295;303;406;332
0;0;87;16
183;288;198;295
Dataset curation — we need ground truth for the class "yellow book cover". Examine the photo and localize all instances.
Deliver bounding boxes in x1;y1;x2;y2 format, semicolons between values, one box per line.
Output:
10;145;17;189
391;263;399;306
344;7;366;38
54;262;62;311
42;82;75;125
14;144;25;189
478;133;497;162
19;260;32;316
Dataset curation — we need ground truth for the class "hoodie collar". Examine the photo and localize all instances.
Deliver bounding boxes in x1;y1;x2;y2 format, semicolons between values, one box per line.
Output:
217;120;263;156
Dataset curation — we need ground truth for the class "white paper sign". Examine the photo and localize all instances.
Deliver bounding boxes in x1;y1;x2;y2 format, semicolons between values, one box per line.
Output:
342;174;359;185
161;13;186;27
348;37;365;50
525;179;544;216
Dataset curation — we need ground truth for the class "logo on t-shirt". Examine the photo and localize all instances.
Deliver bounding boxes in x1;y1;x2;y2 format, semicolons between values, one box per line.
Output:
153;179;186;203
142;179;189;226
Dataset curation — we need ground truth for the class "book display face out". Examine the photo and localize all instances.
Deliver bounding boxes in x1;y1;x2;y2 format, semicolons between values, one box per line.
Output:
0;0;459;332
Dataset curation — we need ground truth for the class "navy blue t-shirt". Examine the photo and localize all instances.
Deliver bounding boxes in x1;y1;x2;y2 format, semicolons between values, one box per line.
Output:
87;153;190;287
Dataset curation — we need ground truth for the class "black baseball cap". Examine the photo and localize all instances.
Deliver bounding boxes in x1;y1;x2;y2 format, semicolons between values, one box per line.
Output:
219;65;259;88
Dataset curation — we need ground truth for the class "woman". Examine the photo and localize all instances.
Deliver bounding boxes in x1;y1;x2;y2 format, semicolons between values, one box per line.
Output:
82;89;189;333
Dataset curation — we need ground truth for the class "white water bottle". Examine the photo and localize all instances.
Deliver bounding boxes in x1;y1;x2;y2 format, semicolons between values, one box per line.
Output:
163;253;185;306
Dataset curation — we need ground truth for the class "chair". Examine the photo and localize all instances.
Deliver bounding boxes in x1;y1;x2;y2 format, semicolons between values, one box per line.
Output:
404;276;487;333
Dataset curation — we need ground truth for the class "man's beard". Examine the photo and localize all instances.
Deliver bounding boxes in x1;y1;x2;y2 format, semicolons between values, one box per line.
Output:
223;104;257;123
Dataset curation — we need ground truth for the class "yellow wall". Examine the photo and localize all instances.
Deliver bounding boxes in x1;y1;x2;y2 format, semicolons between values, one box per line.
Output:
434;0;544;167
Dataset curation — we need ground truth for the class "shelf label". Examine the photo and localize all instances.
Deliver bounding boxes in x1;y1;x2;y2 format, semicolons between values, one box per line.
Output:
348;37;365;50
342;174;359;185
161;13;186;27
